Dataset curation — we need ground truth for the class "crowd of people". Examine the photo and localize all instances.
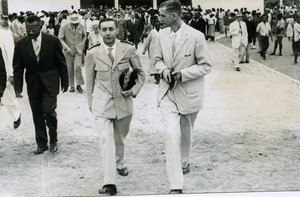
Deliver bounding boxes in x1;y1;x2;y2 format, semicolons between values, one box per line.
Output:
0;0;299;195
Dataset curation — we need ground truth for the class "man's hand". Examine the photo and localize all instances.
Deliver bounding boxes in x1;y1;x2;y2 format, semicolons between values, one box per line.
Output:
62;86;68;93
8;76;14;85
171;70;182;81
122;89;135;98
16;91;23;98
162;68;172;83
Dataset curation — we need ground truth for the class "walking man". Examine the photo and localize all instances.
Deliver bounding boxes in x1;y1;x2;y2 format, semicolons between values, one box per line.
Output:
13;15;69;154
85;18;145;195
256;14;273;60
155;0;212;194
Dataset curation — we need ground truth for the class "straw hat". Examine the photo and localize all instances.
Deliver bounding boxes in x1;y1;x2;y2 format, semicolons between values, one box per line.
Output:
68;13;82;24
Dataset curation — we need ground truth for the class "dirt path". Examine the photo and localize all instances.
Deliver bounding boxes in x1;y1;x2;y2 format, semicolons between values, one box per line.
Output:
0;41;299;197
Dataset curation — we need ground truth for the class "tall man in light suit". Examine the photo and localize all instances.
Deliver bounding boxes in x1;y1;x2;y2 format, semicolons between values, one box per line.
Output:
155;0;212;194
229;12;248;71
85;18;145;195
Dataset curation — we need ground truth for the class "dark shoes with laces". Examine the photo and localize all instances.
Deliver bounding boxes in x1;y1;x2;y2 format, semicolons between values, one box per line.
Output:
13;114;21;129
117;167;129;176
99;184;117;195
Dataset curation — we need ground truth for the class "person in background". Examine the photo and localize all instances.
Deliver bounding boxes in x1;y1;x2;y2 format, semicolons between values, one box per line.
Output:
87;20;101;48
58;13;86;93
0;48;6;99
85;18;145;195
155;0;212;194
126;12;142;49
242;13;256;63
256;14;272;60
13;15;69;154
293;14;300;64
229;12;248;71
115;11;127;40
269;13;285;56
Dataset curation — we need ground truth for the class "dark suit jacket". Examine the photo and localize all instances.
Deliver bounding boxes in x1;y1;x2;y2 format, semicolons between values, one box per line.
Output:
0;48;6;94
126;19;142;44
13;33;68;98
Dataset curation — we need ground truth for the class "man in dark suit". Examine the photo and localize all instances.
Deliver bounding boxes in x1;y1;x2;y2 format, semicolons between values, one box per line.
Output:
13;15;69;154
126;12;142;49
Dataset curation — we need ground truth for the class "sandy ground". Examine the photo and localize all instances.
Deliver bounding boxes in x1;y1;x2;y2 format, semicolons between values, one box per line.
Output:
0;39;300;197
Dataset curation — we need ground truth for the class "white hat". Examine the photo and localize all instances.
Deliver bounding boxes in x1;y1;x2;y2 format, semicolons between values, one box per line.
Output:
68;13;82;24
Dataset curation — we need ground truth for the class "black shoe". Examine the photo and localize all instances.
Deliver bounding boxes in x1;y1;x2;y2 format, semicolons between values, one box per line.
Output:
50;142;58;153
277;53;282;56
99;184;117;195
76;85;83;93
69;87;75;92
245;60;249;63
269;52;276;55
236;67;241;72
16;92;23;98
13;114;21;129
239;61;244;64
117;167;129;176
169;189;182;194
182;164;190;175
34;146;48;154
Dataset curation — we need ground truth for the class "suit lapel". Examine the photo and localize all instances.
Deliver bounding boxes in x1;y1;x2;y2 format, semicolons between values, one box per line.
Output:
112;41;125;69
25;36;37;63
39;33;50;63
97;44;112;67
173;24;188;60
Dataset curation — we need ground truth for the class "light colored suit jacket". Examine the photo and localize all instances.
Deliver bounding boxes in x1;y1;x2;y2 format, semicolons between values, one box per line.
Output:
85;40;145;119
154;22;212;114
229;20;248;48
58;22;86;55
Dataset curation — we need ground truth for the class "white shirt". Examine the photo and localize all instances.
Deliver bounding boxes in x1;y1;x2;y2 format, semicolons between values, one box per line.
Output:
294;22;300;42
103;42;116;59
256;21;271;36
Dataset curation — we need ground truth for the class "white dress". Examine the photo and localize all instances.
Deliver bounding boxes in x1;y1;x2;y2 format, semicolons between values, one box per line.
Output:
286;17;294;38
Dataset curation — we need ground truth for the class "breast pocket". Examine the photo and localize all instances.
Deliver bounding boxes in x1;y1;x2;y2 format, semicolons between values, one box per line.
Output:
95;64;109;80
117;62;131;71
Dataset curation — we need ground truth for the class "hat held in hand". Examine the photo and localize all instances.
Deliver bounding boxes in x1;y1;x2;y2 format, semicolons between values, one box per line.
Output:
119;69;138;91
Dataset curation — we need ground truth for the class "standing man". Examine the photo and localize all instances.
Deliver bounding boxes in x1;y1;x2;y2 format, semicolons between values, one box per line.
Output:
256;14;273;60
229;12;248;71
0;48;6;99
85;18;145;195
115;11;127;40
13;15;69;154
269;13;285;56
155;0;212;194
58;13;86;93
126;12;142;49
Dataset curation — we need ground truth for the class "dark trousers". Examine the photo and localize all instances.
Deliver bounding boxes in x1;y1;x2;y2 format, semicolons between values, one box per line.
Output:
259;35;269;58
29;80;57;148
272;36;283;54
294;40;300;62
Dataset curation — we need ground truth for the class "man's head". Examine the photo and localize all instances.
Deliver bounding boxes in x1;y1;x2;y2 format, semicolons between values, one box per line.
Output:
99;18;119;47
236;13;243;22
92;20;100;33
154;20;161;31
158;0;181;28
261;14;267;22
25;15;42;40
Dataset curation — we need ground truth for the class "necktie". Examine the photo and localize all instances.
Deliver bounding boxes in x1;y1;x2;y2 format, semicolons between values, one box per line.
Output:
172;33;176;58
32;39;40;61
108;47;114;63
239;22;242;34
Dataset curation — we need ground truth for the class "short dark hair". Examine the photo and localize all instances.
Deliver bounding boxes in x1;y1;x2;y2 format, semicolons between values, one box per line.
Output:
99;18;117;28
159;0;181;15
25;15;40;24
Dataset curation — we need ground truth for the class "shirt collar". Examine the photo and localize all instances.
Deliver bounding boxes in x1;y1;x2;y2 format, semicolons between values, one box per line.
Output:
170;24;183;38
32;33;42;42
103;42;116;52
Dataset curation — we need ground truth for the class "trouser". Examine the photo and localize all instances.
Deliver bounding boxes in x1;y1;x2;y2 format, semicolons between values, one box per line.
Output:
219;19;224;33
63;51;85;88
294;40;300;62
159;93;198;189
243;43;251;62
259;35;269;58
272;36;283;54
232;44;246;67
29;80;57;148
95;115;132;185
2;83;21;121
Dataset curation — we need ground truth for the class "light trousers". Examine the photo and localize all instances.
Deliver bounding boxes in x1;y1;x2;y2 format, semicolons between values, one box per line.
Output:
95;115;132;185
63;51;84;88
159;93;198;189
232;44;246;67
2;84;21;121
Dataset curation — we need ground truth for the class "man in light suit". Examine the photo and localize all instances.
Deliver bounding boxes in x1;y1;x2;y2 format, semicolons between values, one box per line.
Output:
154;0;212;194
13;15;69;154
58;13;86;93
85;18;145;196
229;12;248;71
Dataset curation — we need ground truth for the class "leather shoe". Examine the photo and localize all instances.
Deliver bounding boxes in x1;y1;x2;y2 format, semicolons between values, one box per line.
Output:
69;87;75;92
50;142;58;153
99;184;117;195
13;114;21;129
34;146;48;154
76;85;83;93
16;92;23;98
182;164;190;175
236;67;241;72
169;189;182;194
117;167;129;176
269;52;276;55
